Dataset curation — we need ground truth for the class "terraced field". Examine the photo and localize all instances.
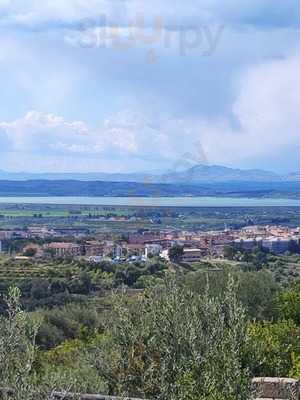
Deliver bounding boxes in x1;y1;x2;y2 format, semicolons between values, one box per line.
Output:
0;257;78;282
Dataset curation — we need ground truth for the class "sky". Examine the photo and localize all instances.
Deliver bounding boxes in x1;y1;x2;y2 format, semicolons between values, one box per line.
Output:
0;0;300;173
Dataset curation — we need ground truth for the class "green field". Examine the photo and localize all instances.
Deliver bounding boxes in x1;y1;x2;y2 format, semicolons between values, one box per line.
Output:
0;204;300;232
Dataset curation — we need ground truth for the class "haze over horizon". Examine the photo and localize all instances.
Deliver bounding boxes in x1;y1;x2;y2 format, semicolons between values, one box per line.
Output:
0;1;300;173
0;162;298;176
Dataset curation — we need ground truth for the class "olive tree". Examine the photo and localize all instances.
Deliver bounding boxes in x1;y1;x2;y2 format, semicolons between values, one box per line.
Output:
0;288;74;400
0;287;44;399
93;277;252;400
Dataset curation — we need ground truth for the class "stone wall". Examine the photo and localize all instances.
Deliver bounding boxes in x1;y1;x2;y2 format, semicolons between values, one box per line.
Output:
252;378;299;399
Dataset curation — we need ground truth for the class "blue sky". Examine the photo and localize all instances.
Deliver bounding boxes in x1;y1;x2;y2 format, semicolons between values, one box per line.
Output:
0;0;299;173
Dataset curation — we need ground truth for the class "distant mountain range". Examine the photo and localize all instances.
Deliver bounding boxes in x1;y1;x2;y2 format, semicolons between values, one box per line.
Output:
0;164;299;184
1;165;300;198
160;165;283;183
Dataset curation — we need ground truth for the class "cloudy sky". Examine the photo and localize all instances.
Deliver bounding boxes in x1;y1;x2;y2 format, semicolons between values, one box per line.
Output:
0;0;299;173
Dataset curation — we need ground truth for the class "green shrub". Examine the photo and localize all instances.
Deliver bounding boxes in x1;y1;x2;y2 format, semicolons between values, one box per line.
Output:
92;277;251;399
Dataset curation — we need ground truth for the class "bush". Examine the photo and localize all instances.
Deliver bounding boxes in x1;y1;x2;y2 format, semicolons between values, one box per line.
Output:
277;282;300;324
92;276;251;399
0;287;98;398
0;287;50;399
247;320;300;378
35;303;103;349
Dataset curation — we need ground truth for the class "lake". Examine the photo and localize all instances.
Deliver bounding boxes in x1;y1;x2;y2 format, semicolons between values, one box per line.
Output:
0;196;300;207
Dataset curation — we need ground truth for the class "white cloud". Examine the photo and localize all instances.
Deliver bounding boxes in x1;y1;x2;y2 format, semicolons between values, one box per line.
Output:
0;109;204;168
2;50;300;172
0;111;90;152
199;52;300;165
99;110;203;162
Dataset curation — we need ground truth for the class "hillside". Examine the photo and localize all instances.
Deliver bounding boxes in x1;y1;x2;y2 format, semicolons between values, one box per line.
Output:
0;179;299;198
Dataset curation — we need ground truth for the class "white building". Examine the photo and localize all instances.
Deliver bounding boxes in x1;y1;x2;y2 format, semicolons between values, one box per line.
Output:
145;244;162;258
160;249;170;261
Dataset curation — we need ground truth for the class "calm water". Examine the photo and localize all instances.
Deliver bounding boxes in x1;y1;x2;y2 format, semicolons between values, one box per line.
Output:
0;196;299;207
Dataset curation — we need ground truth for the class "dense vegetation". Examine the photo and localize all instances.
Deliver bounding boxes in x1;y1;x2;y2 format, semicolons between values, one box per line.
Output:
1;250;300;398
0;278;251;399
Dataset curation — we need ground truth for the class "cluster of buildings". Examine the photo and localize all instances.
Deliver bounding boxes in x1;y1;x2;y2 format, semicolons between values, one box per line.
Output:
1;224;300;263
233;225;300;254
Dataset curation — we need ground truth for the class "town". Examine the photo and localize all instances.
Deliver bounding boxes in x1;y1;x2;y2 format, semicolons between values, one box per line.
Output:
2;222;300;263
